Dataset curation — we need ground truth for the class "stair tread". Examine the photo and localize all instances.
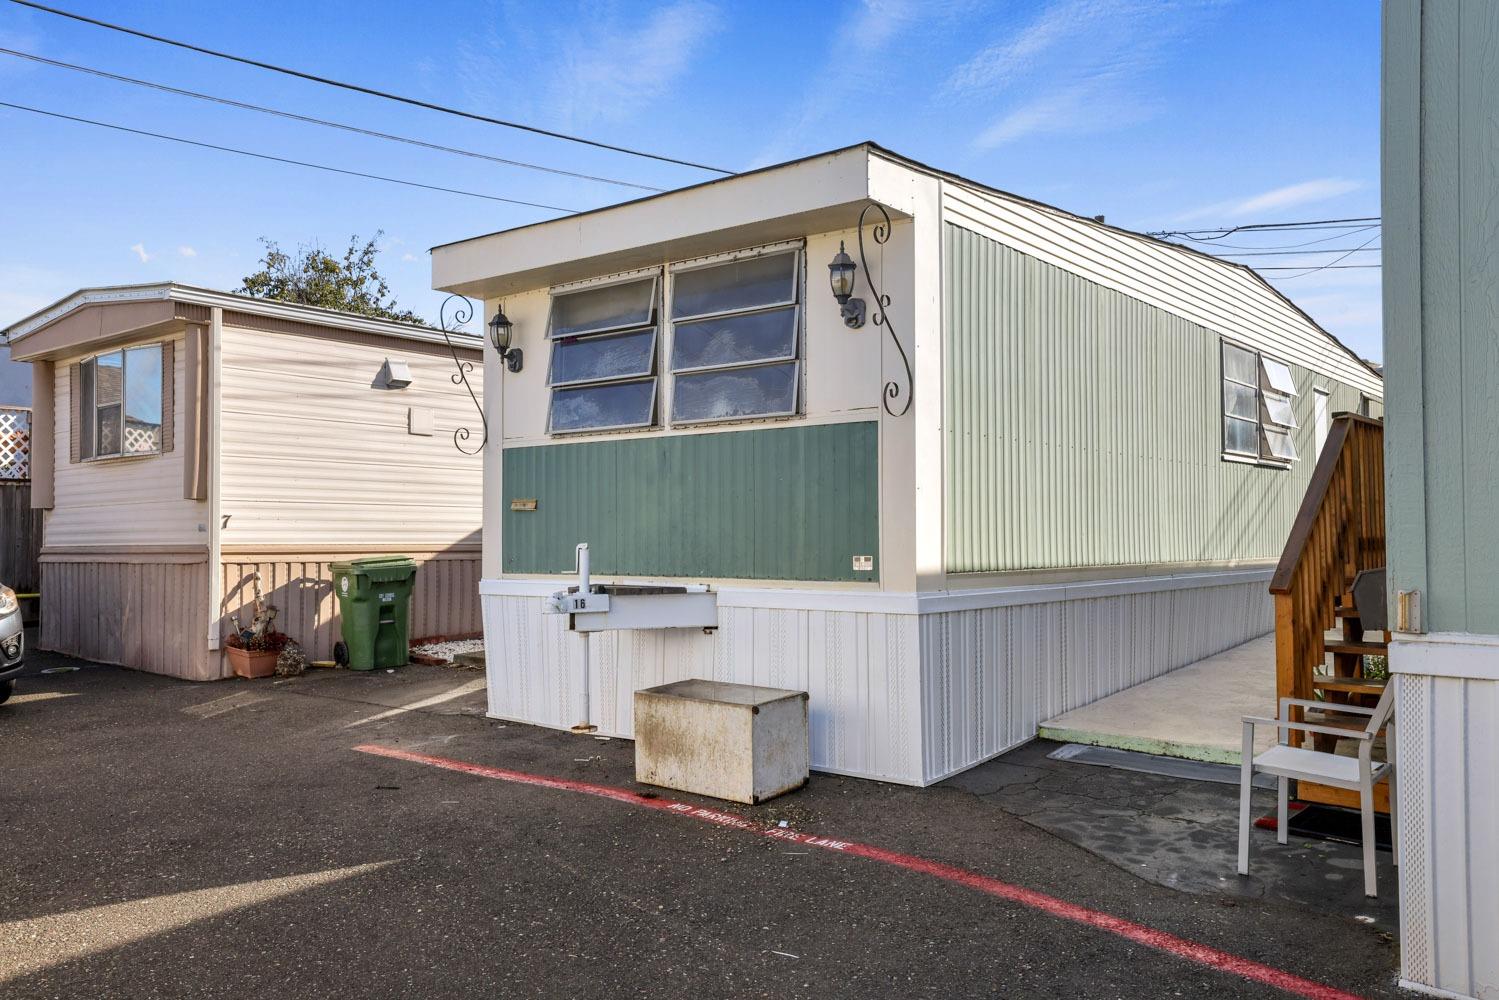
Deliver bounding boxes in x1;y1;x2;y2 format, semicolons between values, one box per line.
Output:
1311;677;1387;694
1326;639;1388;656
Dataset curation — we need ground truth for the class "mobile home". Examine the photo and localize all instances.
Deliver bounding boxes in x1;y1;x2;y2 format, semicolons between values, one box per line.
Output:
3;284;484;679
431;143;1382;786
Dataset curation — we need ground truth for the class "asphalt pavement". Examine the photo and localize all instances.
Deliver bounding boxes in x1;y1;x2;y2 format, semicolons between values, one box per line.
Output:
0;651;1401;999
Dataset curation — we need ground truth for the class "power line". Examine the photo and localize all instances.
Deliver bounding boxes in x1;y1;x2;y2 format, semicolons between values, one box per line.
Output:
1148;216;1381;240
1210;246;1381;257
1165;225;1380;251
1260;231;1381;278
0;100;580;212
8;0;733;175
1260;264;1381;272
0;47;666;193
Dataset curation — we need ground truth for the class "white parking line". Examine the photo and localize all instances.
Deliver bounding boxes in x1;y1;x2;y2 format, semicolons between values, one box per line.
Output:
343;678;488;729
183;692;271;719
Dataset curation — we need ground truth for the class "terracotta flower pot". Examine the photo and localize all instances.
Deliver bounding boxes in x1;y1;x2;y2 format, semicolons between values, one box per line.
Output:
228;645;278;679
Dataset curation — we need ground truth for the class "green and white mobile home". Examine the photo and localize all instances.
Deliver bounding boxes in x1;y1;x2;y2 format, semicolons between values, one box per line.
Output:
431;143;1382;786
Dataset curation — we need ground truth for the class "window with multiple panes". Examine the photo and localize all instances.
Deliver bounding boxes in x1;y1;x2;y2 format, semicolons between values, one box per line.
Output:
1222;340;1298;464
544;245;804;435
78;343;164;460
668;248;800;424
546;273;660;434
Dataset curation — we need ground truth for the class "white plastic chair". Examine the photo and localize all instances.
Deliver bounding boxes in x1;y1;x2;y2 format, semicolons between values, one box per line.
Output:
1238;685;1396;897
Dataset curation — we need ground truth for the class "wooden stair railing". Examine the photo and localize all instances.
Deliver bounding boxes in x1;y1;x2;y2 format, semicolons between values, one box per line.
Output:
1268;413;1386;811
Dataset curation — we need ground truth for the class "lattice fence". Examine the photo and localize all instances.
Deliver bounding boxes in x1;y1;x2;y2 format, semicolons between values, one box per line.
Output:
0;407;29;481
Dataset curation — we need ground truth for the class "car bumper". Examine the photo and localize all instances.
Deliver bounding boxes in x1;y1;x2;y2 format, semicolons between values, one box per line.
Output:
0;608;22;678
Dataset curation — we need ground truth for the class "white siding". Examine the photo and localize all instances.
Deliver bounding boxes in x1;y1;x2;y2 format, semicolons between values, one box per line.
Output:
941;184;1383;397
482;589;925;784
918;578;1272;783
218;325;483;550
1394;670;1499;999
46;332;204;547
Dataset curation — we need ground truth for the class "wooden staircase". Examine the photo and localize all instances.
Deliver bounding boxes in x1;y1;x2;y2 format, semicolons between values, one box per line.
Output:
1268;413;1388;812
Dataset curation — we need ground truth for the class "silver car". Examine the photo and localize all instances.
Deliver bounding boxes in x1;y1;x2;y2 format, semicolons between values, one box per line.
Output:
0;585;22;705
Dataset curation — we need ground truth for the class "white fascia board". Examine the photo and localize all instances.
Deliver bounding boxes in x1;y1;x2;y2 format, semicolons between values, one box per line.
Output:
5;283;481;350
5;283;174;341
172;286;481;349
432;147;885;300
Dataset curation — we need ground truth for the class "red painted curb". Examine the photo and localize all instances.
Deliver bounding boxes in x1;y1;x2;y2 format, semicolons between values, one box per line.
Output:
352;743;1365;1000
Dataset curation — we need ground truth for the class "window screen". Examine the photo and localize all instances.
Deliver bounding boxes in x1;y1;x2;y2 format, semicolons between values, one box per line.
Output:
669;249;800;424
547;275;660;433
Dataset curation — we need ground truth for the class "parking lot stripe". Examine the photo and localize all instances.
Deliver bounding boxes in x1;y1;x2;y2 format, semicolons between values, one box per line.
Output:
353;743;1364;1000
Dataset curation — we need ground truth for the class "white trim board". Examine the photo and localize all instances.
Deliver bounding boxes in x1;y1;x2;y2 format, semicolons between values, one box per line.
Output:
479;567;1272;616
1390;632;1499;681
5;282;482;349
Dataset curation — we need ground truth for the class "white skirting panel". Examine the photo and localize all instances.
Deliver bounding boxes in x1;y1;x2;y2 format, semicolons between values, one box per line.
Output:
1392;665;1499;1000
480;590;925;784
918;579;1272;783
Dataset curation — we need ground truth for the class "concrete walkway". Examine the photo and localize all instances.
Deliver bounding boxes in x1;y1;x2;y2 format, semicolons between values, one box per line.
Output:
1038;635;1279;764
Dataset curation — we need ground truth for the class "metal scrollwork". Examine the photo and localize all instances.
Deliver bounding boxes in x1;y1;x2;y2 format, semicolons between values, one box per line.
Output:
439;294;488;455
857;202;911;417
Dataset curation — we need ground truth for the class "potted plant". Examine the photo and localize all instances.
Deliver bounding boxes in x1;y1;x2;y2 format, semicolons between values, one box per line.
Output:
226;572;291;679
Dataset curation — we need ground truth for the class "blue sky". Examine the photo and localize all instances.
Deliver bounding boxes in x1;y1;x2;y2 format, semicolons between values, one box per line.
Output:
0;0;1382;405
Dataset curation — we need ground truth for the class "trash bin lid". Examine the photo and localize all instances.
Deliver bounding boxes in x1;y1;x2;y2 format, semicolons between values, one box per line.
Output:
345;555;417;582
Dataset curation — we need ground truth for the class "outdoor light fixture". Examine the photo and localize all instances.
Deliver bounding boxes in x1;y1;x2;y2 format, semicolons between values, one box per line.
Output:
488;307;523;373
828;241;865;329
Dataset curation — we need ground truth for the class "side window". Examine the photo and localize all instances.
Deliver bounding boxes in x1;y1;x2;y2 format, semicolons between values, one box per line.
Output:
1221;340;1298;465
546;274;660;434
78;343;164;460
669;249;800;424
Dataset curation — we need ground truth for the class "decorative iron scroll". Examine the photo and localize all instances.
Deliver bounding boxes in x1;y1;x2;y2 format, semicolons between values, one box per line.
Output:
439;295;487;455
858;202;911;417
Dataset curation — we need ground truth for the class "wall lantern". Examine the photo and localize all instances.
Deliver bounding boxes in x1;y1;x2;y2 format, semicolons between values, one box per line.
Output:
488;307;523;373
827;241;866;329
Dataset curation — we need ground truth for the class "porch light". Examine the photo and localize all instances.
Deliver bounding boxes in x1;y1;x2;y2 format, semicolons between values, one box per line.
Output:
827;242;865;329
488;307;523;373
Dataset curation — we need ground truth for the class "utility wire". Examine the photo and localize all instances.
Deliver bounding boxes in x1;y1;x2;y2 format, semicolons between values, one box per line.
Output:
0;100;580;212
1148;216;1381;240
0;47;666;193
1255;232;1383;277
1260;264;1381;272
1209;246;1381;257
1164;225;1380;252
7;0;733;175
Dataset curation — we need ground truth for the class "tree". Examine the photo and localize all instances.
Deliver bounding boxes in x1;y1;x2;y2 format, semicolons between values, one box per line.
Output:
238;231;425;325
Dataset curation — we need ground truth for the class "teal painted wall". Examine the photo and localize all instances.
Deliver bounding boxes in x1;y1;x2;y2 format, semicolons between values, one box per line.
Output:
944;224;1375;574
1383;0;1499;634
502;421;879;581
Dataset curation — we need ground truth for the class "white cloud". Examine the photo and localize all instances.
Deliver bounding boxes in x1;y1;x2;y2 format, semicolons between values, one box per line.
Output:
751;0;931;166
401;253;419;263
177;245;197;258
129;243;153;263
545;1;722;126
1178;178;1365;222
950;0;1224;149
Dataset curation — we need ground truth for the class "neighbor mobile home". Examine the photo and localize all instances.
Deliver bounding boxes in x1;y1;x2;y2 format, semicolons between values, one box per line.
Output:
431;143;1382;786
3;284;484;679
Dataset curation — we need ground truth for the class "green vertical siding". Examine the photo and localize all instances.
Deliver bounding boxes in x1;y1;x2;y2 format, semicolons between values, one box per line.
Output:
943;224;1375;574
503;421;879;581
1383;0;1499;634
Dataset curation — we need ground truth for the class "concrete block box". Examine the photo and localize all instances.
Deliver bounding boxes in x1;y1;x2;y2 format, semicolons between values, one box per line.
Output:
634;679;809;805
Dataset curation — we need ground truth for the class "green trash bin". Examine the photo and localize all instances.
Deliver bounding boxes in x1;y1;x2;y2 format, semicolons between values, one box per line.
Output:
330;556;418;670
